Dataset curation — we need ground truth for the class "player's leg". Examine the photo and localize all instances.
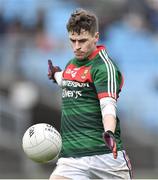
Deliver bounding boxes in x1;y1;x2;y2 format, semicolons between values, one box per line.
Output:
89;151;132;179
49;175;70;180
49;157;90;180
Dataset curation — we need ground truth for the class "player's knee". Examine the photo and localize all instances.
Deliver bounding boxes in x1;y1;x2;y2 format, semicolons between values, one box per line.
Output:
49;175;71;180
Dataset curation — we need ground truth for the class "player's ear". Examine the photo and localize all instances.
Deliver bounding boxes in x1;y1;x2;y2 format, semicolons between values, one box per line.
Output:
94;32;99;43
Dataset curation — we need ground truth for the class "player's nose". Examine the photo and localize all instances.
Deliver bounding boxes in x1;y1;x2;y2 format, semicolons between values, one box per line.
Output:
74;41;81;50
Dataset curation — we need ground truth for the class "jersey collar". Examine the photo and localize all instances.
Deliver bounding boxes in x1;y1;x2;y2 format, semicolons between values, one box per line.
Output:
88;45;105;60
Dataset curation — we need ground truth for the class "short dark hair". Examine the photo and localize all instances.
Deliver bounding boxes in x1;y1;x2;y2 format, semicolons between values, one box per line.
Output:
66;8;98;35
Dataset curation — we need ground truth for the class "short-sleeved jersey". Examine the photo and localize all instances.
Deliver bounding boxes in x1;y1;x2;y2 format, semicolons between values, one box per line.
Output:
60;45;124;157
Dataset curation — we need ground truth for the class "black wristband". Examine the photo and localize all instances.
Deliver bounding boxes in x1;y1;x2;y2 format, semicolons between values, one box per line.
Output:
105;130;114;136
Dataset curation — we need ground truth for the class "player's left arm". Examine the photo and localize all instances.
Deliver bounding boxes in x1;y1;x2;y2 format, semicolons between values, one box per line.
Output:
100;97;117;159
92;53;123;159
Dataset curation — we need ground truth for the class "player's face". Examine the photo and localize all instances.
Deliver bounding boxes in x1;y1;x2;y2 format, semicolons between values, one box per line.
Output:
69;29;99;60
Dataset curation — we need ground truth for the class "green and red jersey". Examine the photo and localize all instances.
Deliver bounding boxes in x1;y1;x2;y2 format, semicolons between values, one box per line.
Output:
60;45;124;157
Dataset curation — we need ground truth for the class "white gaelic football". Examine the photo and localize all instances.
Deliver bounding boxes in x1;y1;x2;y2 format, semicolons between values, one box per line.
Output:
22;123;62;163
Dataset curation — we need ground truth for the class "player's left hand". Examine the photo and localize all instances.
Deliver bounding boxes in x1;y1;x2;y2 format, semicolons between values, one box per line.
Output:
103;130;117;159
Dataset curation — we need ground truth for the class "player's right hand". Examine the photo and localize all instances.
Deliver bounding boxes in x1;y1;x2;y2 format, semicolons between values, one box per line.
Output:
48;59;62;82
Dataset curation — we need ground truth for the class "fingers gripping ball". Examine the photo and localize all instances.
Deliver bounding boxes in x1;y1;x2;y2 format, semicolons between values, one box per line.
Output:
22;123;62;163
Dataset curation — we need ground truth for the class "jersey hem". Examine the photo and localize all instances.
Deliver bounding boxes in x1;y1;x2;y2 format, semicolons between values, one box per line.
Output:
60;147;123;158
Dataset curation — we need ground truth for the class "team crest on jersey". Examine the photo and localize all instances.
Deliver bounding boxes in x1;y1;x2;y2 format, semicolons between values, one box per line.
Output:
81;69;89;79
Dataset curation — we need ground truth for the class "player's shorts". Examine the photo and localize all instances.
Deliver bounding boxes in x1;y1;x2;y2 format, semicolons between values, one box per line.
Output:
50;150;132;180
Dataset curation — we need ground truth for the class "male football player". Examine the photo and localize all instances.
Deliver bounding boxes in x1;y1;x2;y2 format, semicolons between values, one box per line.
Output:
48;8;132;180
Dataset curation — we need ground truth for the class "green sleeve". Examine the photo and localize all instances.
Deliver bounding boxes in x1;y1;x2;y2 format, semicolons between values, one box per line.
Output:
91;60;123;100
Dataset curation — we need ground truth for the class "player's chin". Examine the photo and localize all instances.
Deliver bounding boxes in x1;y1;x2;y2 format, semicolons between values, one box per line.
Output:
75;55;85;60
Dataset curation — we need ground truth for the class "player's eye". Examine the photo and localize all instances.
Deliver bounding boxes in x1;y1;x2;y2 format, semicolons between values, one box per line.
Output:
70;39;76;43
79;39;87;43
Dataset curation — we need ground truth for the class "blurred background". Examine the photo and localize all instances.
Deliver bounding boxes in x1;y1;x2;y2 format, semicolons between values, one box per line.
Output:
0;0;158;178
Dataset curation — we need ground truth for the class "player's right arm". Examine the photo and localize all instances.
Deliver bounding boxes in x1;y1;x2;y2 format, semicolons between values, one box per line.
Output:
48;59;63;86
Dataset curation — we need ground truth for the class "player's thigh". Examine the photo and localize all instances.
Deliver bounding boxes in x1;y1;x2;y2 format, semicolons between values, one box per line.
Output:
49;175;70;180
50;157;90;180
